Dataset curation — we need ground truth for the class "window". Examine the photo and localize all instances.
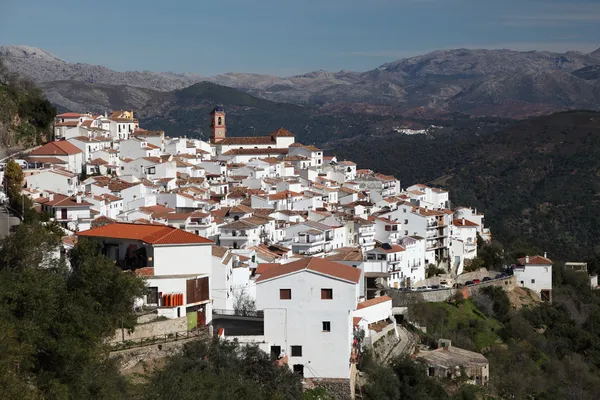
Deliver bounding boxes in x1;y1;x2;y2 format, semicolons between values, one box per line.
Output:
291;346;302;357
322;321;331;332
293;364;304;377
531;279;535;284
280;289;292;300
321;288;333;299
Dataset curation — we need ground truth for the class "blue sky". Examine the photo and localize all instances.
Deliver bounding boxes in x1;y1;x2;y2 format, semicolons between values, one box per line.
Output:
1;0;599;76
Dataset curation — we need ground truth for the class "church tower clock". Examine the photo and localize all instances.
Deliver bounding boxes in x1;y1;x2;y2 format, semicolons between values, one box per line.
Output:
210;107;226;144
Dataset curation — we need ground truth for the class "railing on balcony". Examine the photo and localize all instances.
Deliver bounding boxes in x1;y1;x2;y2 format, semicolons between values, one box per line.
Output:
213;308;264;318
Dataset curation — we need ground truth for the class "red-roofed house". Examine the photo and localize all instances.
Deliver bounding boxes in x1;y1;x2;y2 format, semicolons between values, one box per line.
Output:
255;257;360;379
514;254;553;302
77;222;214;323
449;218;479;275
35;192;93;230
28;141;84;173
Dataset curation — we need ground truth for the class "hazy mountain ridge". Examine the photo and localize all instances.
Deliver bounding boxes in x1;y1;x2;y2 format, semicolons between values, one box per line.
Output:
2;45;600;117
0;45;204;91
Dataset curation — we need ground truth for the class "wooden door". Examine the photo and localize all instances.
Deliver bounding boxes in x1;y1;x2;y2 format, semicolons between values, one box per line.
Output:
197;305;206;326
61;208;67;219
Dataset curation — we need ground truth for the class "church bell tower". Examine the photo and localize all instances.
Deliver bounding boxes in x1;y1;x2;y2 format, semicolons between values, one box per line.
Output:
210;107;226;144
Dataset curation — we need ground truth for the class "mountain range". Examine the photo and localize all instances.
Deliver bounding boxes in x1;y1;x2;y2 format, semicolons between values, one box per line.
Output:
2;45;600;121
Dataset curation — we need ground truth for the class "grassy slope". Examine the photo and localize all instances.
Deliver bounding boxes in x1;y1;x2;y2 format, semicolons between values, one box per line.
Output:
411;299;502;351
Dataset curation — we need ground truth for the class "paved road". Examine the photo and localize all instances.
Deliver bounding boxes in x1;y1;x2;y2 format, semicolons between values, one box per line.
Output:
0;206;21;238
384;325;416;363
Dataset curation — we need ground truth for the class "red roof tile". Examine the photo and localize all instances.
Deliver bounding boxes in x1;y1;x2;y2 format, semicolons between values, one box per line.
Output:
453;219;479;227
29;141;82;156
77;222;212;245
256;263;281;275
356;295;392;310
516;255;553;266
269;127;295;137
255;257;360;284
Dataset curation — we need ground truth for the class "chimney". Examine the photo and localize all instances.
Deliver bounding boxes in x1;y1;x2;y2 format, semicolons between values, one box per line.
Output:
544;252;547;259
526;255;530;263
76;194;82;203
49;193;54;202
462;217;465;225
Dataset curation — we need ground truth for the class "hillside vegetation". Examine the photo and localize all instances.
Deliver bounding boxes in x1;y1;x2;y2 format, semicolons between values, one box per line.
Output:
365;274;600;399
0;58;55;147
335;111;600;262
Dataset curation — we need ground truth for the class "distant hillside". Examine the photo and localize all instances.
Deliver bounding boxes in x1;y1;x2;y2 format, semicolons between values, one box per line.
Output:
334;111;600;260
3;45;600;118
141;82;394;144
0;45;204;91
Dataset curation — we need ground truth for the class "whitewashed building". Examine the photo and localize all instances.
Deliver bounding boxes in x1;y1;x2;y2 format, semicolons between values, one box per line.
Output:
255;257;361;379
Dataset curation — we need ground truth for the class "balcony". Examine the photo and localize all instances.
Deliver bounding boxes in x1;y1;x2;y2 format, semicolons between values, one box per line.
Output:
426;240;445;250
220;231;249;240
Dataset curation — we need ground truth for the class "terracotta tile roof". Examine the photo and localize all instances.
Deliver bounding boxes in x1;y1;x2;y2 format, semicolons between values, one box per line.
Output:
29;141;82;156
268;190;303;201
256;263;281;275
89;158;108;166
62;235;78;247
255;257;361;284
108;179;140;192
356;295;392;310
222;148;288;155
269;127;295;137
230;204;254;214
35;193;92;207
57;112;83;118
211;245;228;258
325;247;363;261
24;156;67;164
220;136;276;145
140;205;176;215
135;267;155;277
78;222;213;245
54;121;79;127
48;169;77;178
516;255;553;266
453;219;479;227
353;317;364;326
222;219;259;229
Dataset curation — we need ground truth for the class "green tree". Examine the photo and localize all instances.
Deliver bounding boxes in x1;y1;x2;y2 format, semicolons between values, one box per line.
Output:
0;223;146;398
3;159;23;203
143;337;302;400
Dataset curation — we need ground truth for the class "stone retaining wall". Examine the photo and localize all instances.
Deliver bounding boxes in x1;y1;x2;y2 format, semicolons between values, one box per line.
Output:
110;317;187;344
389;277;515;305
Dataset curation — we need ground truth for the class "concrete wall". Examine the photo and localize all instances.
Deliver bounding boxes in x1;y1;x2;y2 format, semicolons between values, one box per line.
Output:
353;300;392;324
110;317;187;343
153;244;212;276
456;268;495;285
389;277;515;304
